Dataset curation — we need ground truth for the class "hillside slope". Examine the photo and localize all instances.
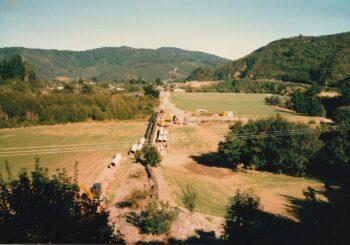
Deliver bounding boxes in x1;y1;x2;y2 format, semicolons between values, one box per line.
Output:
0;47;228;81
188;32;350;85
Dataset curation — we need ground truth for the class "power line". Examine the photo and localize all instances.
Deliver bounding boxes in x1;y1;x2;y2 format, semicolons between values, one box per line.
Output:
1;125;349;157
0;138;142;150
0;146;125;157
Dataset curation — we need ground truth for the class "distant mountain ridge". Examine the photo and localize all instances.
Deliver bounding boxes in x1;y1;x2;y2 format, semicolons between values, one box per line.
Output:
0;46;229;81
187;32;350;85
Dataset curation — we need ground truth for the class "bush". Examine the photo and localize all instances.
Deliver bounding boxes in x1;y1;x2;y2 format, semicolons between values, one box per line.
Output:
222;189;262;244
265;95;285;106
121;188;150;209
142;146;161;167
143;85;160;98
181;185;197;212
139;200;179;234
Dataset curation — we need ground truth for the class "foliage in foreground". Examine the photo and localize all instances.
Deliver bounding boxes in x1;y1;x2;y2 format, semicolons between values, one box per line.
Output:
218;116;323;176
181;184;197;212
139;199;179;235
222;189;262;244
0;163;122;244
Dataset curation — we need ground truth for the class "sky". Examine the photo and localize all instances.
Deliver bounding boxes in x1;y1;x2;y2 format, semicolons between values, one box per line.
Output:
0;0;349;60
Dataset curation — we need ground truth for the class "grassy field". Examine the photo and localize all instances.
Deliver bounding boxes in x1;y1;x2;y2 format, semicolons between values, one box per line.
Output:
170;92;293;116
162;163;323;218
0;121;147;183
162;123;323;219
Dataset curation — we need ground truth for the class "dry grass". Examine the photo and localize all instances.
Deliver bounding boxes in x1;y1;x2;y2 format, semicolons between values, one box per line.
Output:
0;121;147;182
162;124;323;220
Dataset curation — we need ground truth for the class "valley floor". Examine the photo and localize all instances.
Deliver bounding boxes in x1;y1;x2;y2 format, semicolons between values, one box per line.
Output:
0;91;328;243
105;91;324;243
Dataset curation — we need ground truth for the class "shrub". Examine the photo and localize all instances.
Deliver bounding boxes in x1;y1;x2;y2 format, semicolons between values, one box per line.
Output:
143;85;160;98
139;200;179;234
181;184;197;212
265;95;285;106
142;146;161;167
125;188;150;209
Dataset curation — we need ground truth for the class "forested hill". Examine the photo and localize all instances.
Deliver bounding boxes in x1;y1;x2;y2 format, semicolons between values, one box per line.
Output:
0;47;228;81
187;32;350;85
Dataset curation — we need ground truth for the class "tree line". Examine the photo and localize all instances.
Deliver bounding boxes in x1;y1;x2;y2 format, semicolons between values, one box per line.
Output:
265;78;350;117
0;92;156;128
0;54;36;82
219;110;349;177
182;79;305;95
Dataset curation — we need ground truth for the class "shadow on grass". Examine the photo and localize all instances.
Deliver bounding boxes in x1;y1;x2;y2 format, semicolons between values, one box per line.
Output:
136;211;304;244
190;152;232;169
136;229;224;244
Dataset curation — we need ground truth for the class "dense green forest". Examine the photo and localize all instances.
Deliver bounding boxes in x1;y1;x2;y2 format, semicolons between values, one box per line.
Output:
187;32;350;85
0;47;228;81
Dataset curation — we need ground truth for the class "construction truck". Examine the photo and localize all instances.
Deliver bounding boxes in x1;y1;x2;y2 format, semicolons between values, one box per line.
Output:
157;117;169;127
80;182;102;200
164;114;172;122
157;117;165;127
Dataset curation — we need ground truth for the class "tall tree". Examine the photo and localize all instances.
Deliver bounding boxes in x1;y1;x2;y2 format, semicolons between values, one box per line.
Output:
222;189;262;244
9;54;25;80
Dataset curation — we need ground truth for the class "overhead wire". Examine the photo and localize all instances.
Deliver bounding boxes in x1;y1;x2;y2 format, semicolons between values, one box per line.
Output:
1;124;349;157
